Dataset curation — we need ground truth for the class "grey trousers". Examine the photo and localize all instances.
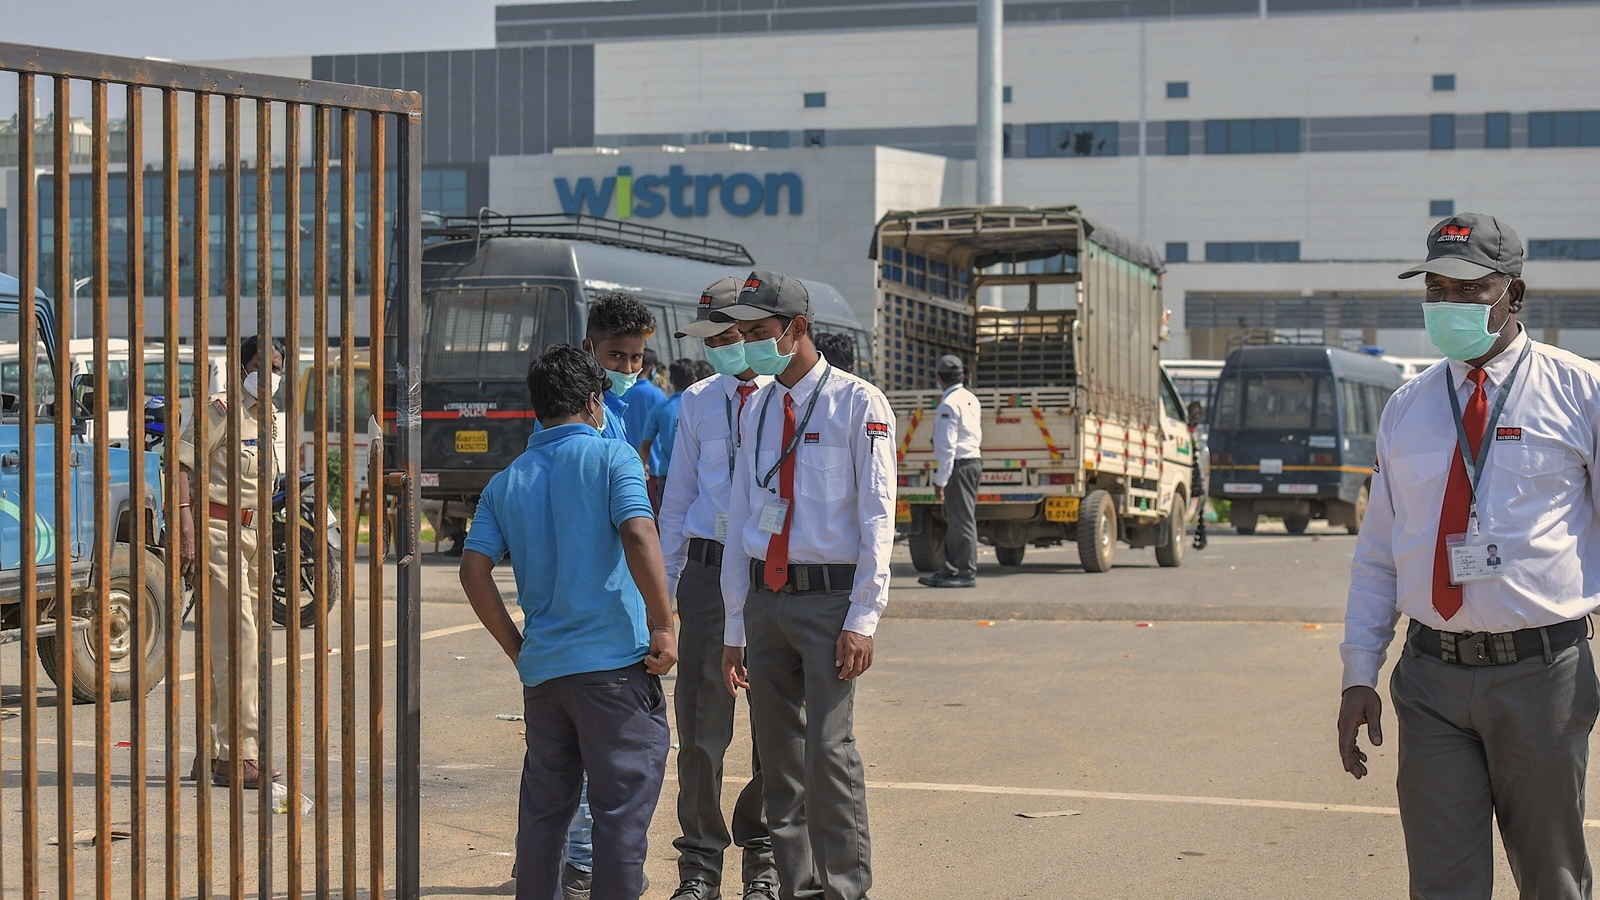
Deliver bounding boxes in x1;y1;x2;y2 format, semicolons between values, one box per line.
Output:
941;458;980;578
516;663;670;900
674;558;777;886
745;586;871;900
1391;627;1600;900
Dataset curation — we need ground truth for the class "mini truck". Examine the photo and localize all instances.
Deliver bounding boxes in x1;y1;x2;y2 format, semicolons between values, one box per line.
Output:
0;274;168;701
876;207;1196;572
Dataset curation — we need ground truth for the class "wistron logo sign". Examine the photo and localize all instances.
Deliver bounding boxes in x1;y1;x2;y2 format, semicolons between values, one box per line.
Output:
555;165;804;219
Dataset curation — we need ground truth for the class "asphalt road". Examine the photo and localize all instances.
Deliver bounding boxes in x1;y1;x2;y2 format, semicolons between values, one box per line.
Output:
0;522;1579;898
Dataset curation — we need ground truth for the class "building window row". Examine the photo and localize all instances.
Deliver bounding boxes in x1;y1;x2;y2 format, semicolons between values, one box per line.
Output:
1528;239;1600;260
1205;118;1301;155
1529;111;1600;148
706;130;791;149
1204;241;1301;263
1024;122;1119;158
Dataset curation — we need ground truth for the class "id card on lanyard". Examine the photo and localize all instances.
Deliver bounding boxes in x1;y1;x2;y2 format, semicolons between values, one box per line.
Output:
1443;342;1531;584
753;365;832;533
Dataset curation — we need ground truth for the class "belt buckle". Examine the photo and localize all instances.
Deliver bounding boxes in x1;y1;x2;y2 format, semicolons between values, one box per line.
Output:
1456;632;1494;666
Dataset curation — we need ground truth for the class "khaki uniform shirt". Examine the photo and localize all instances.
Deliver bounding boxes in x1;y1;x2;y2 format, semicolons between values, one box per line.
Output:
178;391;276;510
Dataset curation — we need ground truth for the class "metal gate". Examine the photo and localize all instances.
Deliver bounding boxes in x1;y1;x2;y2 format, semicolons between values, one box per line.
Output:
0;43;424;898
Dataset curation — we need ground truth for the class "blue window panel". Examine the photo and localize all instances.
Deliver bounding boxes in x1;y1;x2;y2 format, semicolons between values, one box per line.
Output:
1583;111;1600;147
769;130;791;149
1529;112;1554;147
1432;74;1456;92
1529;239;1600;260
1228;243;1254;262
1165;242;1188;263
1253;119;1279;153
1430;114;1455;150
1166;120;1189;155
1554;111;1581;146
1026;123;1050;158
1485;113;1511;149
1205;120;1227;154
1167;81;1189;99
1279;118;1301;152
803;92;826;108
1277;242;1300;262
1003;86;1013;103
1430;199;1455;217
1204;243;1228;262
1228;120;1252;153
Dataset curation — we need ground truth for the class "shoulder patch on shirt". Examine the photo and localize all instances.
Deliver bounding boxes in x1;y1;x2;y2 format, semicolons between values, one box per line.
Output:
865;422;889;441
804;432;820;444
1495;427;1522;441
212;397;227;414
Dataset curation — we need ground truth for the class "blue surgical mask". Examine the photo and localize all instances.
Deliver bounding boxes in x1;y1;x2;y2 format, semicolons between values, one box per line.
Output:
1421;280;1512;362
603;367;638;396
744;322;795;377
705;341;749;377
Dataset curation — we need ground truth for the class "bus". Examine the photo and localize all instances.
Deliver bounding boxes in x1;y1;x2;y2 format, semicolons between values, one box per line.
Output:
388;213;871;505
1206;345;1401;536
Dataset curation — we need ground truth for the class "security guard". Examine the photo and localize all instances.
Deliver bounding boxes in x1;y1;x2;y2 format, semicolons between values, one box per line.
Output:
177;335;285;789
1339;214;1600;897
919;354;982;589
660;276;777;900
718;270;895;900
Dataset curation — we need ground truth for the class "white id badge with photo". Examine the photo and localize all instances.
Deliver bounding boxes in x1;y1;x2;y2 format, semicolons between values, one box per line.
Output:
757;497;791;535
714;512;729;542
1446;532;1508;584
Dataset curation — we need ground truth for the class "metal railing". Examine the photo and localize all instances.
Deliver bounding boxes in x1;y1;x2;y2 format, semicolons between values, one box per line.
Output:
0;42;424;899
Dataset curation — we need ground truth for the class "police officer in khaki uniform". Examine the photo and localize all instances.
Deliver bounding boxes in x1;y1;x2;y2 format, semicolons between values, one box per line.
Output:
177;335;285;789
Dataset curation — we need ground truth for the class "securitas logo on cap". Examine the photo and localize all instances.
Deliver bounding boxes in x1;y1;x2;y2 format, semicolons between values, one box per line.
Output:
1438;224;1473;243
741;276;762;293
698;293;713;308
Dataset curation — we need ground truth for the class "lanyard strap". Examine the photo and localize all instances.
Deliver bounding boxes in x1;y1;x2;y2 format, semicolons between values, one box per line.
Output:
755;364;833;490
1446;341;1531;508
724;394;737;478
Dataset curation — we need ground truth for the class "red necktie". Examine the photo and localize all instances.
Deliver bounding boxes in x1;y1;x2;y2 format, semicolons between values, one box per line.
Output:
763;394;796;592
1433;368;1488;620
736;382;757;443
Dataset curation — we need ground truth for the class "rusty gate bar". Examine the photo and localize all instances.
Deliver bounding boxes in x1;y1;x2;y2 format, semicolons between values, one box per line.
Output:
15;69;39;900
367;109;388;900
282;102;305;900
191;90;216;900
124;81;150;900
0;40;424;899
395;104;426;900
339;107;359;900
312;106;333;900
90;77;114;893
160;85;183;900
51;71;76;900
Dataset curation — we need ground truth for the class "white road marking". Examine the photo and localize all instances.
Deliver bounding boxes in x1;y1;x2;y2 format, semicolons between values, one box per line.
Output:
176;619;492;683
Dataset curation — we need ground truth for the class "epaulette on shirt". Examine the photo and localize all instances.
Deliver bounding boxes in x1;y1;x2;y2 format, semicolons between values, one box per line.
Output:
211;397;227;415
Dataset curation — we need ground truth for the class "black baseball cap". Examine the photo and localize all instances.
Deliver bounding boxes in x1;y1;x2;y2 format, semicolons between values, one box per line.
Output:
711;270;811;322
936;354;965;375
675;276;743;338
1399;213;1524;280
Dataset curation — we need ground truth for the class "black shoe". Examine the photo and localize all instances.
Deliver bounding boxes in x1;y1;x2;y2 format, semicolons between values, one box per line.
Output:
928;573;976;588
917;573;940;586
563;864;592;900
445;538;465;557
743;882;779;900
672;878;721;899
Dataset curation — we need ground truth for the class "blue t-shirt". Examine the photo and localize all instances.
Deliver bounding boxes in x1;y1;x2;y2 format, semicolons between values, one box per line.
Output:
463;423;655;687
639;393;683;477
622;380;665;452
531;390;630;444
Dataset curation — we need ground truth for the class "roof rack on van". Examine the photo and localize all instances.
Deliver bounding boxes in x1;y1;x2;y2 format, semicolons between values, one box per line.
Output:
427;211;756;268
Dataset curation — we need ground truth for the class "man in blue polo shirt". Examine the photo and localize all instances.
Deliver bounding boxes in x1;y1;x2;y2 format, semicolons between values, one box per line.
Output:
461;343;678;900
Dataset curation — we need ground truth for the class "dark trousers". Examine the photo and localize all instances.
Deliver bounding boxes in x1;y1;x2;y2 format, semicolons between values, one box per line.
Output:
941;458;981;578
516;662;670;900
674;559;777;886
1392;630;1599;900
746;587;871;900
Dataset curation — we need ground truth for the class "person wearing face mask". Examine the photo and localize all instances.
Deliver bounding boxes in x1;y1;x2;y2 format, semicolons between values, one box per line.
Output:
175;334;285;789
657;277;777;900
716;271;895;900
1338;214;1600;899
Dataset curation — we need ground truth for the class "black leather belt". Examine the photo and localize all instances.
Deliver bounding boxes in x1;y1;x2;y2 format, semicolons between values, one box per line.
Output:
687;537;724;568
1408;618;1589;666
750;560;857;594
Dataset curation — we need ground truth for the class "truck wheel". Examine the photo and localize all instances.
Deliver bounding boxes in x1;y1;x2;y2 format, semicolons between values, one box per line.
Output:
1233;512;1258;536
996;545;1026;566
1284;514;1311;535
39;543;168;703
273;518;342;628
1347;484;1369;536
1155;497;1187;568
1076;490;1117;573
908;520;946;573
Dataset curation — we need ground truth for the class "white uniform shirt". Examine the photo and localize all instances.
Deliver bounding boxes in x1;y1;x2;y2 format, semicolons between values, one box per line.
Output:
932;383;983;487
1342;328;1600;690
657;372;770;599
721;356;897;646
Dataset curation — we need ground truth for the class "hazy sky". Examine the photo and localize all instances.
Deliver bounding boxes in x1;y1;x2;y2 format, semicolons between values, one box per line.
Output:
7;0;512;61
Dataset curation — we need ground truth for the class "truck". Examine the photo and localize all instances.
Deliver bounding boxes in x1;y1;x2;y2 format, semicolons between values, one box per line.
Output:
0;274;169;701
877;206;1197;572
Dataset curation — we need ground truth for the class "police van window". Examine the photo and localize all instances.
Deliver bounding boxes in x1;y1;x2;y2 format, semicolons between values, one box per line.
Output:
1160;376;1186;422
1365;384;1391;432
1240;373;1334;431
1340;381;1367;435
304;365;373;433
423;287;548;381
